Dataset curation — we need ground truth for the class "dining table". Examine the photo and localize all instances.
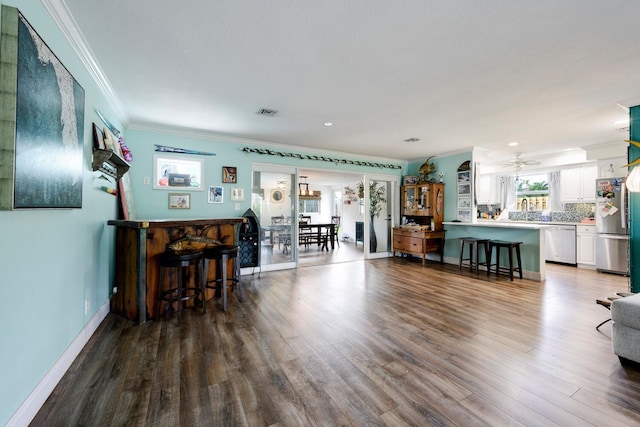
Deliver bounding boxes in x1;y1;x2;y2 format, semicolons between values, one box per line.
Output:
299;223;337;250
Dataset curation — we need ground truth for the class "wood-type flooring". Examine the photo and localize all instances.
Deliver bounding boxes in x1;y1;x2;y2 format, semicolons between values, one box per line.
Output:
31;257;640;426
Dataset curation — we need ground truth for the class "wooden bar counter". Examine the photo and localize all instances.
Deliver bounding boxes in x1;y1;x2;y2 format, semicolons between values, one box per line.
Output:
108;218;245;323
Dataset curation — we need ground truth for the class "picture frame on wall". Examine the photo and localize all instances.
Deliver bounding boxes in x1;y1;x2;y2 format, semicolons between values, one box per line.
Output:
270;188;285;203
458;183;471;195
208;186;223;203
403;175;417;185
458;196;471;208
457;210;471;222
222;166;237;183
168;193;190;209
230;187;244;201
457;170;470;183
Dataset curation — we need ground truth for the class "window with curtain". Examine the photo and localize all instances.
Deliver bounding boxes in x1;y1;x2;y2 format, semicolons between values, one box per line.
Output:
515;173;548;211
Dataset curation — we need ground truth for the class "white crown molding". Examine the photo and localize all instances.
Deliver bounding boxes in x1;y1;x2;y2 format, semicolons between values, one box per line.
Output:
41;0;128;124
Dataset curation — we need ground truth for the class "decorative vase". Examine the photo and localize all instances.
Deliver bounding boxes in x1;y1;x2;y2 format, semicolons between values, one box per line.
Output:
369;217;377;253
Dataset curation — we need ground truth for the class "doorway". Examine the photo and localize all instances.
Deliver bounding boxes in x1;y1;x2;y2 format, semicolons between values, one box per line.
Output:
251;164;398;270
297;169;365;267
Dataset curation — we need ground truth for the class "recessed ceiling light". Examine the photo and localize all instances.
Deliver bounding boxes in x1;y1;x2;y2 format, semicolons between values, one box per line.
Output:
508;141;519;147
324;122;333;127
404;138;420;143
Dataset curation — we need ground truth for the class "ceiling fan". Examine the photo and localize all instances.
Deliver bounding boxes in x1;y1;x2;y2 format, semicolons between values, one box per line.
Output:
503;153;541;171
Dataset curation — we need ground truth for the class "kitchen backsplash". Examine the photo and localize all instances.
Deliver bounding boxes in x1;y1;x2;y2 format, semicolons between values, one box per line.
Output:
478;203;595;223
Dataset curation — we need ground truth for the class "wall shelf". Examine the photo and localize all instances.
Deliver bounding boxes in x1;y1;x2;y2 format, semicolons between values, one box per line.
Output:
92;148;130;180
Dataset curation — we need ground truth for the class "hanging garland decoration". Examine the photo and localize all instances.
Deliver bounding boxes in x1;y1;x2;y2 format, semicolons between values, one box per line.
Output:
240;147;402;170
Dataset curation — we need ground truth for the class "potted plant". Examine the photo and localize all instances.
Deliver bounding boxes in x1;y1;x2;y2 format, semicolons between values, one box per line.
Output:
357;181;387;252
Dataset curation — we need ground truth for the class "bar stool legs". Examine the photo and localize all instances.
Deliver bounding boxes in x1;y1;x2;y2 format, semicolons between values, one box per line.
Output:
488;240;523;281
459;237;490;274
203;245;243;312
157;250;204;321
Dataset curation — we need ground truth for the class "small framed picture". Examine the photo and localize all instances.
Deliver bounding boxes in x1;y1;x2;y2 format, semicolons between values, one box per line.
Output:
457;210;471;222
270;188;285;203
403;175;417;185
458;196;471;208
222;166;237;183
208;186;223;203
457;171;470;183
168;193;190;209
231;187;245;201
458;183;471;195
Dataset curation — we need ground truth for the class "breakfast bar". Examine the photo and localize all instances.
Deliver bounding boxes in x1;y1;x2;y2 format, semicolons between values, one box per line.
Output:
108;218;245;323
443;221;549;281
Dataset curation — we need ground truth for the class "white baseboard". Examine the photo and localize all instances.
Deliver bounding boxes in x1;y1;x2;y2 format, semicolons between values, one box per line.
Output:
6;300;110;427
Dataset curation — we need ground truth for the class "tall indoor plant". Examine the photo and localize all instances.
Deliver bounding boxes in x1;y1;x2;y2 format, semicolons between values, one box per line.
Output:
358;181;387;252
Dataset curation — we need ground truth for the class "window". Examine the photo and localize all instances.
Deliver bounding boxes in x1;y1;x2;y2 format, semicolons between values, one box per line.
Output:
299;199;320;214
516;173;549;211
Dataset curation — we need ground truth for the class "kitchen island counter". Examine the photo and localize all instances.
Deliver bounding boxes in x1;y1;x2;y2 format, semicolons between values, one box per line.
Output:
443;221;546;281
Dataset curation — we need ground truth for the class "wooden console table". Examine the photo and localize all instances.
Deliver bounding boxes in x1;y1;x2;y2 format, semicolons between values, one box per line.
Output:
392;227;445;265
108;218;245;323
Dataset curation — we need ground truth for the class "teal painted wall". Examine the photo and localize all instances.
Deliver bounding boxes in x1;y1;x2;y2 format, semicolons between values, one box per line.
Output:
125;129;405;220
408;151;473;224
629;106;639;292
0;2;124;424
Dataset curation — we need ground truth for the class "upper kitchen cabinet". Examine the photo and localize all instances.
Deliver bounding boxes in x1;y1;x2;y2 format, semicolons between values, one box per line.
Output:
560;164;597;203
597;157;628;178
476;174;500;205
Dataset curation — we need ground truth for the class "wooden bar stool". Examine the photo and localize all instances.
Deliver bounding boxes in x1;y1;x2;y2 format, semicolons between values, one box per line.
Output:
157;250;204;320
459;237;491;274
202;245;244;311
488;240;523;281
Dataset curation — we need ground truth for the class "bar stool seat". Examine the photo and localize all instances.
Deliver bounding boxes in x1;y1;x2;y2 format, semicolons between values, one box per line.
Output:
157;250;204;320
202;245;244;311
459;237;491;274
488;240;523;281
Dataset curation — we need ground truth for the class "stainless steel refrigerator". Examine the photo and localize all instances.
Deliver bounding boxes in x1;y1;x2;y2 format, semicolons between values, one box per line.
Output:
595;177;629;275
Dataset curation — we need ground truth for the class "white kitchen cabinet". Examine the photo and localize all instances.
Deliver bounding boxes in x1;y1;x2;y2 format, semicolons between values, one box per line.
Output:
476;174;499;205
576;224;596;268
597;157;628;178
560;164;597;203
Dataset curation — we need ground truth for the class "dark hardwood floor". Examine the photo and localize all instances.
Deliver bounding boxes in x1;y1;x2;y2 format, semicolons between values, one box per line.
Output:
31;255;640;426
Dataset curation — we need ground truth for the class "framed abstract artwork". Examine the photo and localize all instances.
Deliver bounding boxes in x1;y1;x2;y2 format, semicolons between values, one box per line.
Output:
0;6;85;209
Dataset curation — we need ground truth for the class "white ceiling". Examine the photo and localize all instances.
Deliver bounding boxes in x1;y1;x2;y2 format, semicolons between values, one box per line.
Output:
55;1;640;164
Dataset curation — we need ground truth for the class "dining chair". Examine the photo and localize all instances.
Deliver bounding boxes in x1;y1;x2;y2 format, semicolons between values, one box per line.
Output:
330;216;341;247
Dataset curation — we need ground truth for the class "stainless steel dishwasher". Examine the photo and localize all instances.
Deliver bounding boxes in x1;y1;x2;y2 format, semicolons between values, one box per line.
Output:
544;225;576;265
